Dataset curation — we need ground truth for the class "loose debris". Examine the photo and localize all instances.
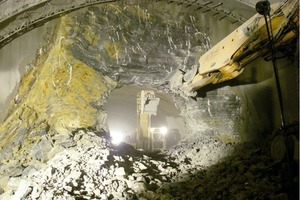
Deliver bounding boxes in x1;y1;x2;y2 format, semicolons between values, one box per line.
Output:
0;129;297;199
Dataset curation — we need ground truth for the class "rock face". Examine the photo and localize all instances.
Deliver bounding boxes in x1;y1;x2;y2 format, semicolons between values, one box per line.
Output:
0;1;243;169
62;1;244;141
173;87;243;140
0;13;117;182
70;2;211;86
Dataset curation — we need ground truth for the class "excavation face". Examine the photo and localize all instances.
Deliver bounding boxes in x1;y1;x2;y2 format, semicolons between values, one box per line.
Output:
0;1;298;199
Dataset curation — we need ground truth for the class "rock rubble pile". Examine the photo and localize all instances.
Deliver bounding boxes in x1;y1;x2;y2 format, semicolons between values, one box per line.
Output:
0;129;179;199
0;129;296;200
167;132;233;179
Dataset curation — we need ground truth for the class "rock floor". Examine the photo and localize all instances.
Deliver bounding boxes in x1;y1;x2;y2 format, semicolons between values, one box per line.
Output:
0;129;298;200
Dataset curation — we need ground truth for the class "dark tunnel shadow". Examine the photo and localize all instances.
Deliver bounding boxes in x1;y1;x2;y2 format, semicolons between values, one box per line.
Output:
107;134;299;199
102;124;299;200
194;76;270;99
154;140;299;200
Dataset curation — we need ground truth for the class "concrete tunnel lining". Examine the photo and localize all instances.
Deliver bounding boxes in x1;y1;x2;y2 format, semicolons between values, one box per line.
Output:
0;0;298;199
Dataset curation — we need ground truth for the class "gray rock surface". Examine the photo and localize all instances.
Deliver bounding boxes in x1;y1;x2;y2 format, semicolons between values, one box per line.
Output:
0;128;290;200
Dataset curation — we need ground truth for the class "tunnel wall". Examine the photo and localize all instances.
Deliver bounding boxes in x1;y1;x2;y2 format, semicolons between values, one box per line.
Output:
0;1;298;142
0;2;238;119
234;56;299;140
0;20;58;120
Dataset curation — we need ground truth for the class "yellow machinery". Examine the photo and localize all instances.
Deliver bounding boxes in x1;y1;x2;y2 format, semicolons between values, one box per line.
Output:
170;0;298;97
168;0;298;177
150;127;168;151
136;90;160;151
136;0;298;154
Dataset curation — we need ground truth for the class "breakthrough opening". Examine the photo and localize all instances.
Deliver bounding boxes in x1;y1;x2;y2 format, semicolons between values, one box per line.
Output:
103;85;186;150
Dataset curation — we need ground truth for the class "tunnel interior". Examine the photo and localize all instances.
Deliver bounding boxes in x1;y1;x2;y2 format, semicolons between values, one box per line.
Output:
0;0;298;199
103;85;186;148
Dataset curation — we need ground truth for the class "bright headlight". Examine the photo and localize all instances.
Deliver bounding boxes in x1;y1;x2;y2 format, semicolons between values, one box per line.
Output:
110;131;124;145
160;127;168;135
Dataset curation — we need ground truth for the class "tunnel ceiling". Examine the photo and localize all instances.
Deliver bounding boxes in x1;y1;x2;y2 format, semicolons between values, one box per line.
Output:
0;0;280;48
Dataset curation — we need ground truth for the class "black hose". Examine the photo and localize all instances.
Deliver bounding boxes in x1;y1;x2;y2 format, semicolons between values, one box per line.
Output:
256;0;286;128
256;2;297;194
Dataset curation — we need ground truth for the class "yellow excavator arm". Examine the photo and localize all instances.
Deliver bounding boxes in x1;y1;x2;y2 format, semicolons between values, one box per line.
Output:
170;0;299;97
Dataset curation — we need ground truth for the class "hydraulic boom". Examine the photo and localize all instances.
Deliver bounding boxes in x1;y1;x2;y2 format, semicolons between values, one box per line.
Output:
170;0;298;97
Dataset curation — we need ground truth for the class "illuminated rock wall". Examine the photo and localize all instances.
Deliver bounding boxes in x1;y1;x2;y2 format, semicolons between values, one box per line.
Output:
0;16;117;165
0;1;298;163
0;1;243;174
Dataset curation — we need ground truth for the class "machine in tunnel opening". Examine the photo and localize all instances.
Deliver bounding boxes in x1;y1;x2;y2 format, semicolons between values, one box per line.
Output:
103;85;186;150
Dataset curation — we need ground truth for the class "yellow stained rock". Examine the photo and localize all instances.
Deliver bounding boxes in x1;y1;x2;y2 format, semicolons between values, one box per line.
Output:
0;16;117;149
